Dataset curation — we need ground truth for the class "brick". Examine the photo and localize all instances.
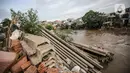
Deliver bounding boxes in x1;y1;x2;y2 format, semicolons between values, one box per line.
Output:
21;61;31;70
38;62;48;73
46;68;59;73
11;40;22;53
39;67;48;73
38;62;45;71
11;40;20;47
13;45;22;53
11;56;27;73
24;65;37;73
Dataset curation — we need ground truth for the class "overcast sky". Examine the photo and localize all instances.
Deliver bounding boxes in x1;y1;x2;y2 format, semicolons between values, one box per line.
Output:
0;0;130;21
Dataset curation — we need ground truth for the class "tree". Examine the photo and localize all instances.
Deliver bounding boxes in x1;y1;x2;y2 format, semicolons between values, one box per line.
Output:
82;10;106;29
122;13;129;27
10;8;40;35
1;18;11;27
71;22;76;29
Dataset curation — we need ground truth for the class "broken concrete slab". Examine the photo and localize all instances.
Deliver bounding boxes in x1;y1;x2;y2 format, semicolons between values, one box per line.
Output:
24;34;50;49
29;54;42;65
48;63;56;68
42;52;56;61
37;44;54;57
29;51;56;65
20;41;36;56
29;45;55;65
45;59;56;67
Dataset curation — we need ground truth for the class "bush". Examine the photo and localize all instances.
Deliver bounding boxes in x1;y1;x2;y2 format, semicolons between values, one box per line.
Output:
82;10;106;29
45;24;54;30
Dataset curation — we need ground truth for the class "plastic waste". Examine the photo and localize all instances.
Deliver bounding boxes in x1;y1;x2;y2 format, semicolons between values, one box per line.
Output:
10;29;21;40
71;66;80;73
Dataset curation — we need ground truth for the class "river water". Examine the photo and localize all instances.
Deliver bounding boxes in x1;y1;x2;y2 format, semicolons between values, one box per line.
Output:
71;30;130;73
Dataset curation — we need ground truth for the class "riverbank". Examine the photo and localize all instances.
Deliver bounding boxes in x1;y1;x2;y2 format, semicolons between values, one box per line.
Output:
100;27;130;35
70;30;130;73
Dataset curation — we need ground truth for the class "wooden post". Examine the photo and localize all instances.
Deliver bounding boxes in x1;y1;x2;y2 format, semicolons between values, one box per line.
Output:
6;19;13;51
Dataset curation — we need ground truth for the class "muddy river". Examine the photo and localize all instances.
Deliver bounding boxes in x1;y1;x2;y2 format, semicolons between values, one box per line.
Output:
71;30;130;73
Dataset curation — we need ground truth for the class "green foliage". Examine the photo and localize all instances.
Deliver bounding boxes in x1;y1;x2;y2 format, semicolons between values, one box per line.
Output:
70;23;85;30
10;8;40;35
71;22;77;29
45;24;54;30
60;24;70;29
82;10;106;29
1;18;11;27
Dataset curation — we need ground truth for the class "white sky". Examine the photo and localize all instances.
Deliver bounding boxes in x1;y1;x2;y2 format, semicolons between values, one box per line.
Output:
0;0;130;21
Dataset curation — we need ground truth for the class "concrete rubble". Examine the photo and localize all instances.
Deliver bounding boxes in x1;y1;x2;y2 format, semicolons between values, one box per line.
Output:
6;33;74;73
0;29;114;73
20;41;36;56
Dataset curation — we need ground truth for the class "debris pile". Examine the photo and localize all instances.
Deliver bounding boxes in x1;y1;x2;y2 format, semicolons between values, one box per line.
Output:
40;27;114;73
7;34;76;73
0;27;114;73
